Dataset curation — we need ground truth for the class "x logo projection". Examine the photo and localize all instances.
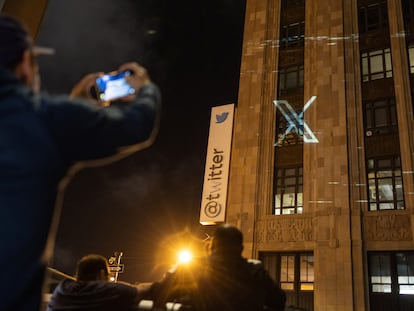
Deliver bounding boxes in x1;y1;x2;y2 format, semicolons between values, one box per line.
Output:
273;96;318;146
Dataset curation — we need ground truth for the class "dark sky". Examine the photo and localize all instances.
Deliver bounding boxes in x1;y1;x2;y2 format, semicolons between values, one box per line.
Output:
36;0;246;282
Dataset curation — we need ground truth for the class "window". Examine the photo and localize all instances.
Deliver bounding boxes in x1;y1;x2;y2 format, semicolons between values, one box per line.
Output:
358;1;388;33
280;254;314;297
408;46;414;74
281;0;305;10
281;255;295;290
278;64;304;93
280;21;305;48
274;166;303;215
402;0;414;34
369;252;414;311
367;156;404;211
275;110;304;146
370;253;392;293
261;252;314;311
397;253;414;295
369;253;414;294
300;254;314;291
364;97;398;135
361;48;393;82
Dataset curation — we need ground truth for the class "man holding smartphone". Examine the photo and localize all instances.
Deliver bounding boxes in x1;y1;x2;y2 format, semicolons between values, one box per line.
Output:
0;14;161;311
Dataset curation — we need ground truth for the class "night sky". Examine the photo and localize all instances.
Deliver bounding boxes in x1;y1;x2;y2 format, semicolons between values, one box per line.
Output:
36;0;246;282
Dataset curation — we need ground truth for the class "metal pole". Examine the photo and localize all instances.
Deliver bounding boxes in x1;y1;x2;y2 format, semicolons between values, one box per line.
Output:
114;251;123;282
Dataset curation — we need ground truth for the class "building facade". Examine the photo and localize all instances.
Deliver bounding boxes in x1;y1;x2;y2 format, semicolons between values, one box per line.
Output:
226;0;414;310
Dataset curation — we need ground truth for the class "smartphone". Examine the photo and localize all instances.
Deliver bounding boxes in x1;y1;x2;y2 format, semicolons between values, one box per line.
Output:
95;70;135;101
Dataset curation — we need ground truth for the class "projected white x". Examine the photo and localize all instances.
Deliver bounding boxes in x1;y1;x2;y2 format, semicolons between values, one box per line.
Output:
273;96;318;146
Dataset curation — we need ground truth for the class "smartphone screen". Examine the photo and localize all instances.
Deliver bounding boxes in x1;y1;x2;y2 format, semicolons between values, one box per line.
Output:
95;70;135;101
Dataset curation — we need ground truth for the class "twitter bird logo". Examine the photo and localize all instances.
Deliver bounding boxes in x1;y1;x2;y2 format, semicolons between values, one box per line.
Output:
216;112;229;124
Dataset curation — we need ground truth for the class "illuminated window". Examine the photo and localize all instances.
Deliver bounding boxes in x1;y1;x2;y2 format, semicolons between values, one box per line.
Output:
280;254;314;291
369;252;414;310
408;46;414;74
275;111;304;146
370;253;392;293
274;166;303;215
300;255;314;291
281;255;295;290
280;21;305;48
367;156;404;211
358;1;388;33
397;253;414;295
261;252;314;310
364;97;398;135
278;64;304;93
361;48;393;82
369;252;414;295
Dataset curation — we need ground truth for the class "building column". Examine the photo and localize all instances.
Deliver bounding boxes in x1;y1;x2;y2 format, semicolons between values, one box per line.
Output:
304;0;355;309
226;0;280;257
343;0;369;310
387;0;414;216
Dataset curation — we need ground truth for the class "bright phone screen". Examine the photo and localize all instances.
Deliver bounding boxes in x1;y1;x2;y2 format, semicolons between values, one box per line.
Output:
96;71;135;101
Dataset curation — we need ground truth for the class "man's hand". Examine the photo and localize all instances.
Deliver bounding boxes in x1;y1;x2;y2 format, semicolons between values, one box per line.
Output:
117;62;151;102
69;62;151;105
70;72;103;104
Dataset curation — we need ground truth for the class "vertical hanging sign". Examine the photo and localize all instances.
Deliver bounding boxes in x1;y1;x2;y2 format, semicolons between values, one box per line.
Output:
200;104;235;225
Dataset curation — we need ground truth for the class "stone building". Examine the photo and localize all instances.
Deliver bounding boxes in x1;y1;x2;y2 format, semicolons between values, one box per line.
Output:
226;0;414;310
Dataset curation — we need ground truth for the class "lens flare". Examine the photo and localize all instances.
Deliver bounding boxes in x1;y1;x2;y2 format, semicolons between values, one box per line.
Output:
177;249;192;264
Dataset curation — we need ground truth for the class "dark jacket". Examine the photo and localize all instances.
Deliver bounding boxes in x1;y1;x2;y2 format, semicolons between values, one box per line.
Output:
197;254;286;311
0;68;160;311
151;254;286;311
46;279;139;311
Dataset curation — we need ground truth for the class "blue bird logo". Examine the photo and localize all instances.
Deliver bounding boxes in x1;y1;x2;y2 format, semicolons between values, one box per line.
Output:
216;112;229;124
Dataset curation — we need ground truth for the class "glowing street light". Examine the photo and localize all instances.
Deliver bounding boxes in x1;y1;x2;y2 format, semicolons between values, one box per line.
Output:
177;249;193;264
